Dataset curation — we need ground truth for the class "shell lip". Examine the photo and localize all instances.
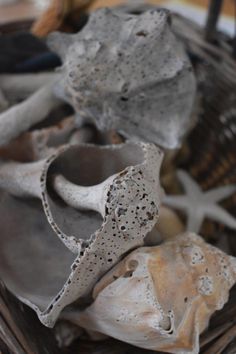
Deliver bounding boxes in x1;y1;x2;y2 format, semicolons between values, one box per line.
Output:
40;141;163;252
19;141;163;327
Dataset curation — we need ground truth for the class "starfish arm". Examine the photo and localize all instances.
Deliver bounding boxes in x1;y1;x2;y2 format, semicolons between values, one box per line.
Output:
206;204;236;230
205;185;236;203
163;195;188;210
186;210;204;233
177;170;202;196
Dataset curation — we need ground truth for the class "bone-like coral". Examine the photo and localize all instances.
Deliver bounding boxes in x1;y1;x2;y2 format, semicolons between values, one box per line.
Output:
0;73;58;103
64;233;236;354
0;141;163;327
0;81;63;147
48;7;196;149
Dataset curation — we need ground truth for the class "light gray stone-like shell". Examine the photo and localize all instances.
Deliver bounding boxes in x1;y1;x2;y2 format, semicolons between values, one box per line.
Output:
0;142;163;327
49;7;196;149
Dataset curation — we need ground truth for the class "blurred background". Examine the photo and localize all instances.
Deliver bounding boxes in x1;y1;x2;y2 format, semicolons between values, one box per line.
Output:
0;0;235;36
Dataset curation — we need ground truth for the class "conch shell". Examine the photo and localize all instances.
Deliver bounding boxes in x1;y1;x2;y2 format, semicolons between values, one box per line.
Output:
49;7;196;149
66;233;236;354
0;141;163;327
0;7;196;149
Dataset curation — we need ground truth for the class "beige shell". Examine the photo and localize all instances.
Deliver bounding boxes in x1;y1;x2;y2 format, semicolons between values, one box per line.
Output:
67;233;236;354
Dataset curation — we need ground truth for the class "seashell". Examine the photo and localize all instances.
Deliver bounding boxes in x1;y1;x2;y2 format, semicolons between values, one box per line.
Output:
65;233;236;354
115;0;157;15
48;7;196;149
0;141;163;327
0;8;195;149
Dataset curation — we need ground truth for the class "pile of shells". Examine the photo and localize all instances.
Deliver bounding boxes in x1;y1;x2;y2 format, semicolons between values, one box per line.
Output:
0;3;236;354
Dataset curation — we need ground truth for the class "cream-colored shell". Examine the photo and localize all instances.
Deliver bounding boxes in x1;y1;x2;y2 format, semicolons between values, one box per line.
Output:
72;233;236;354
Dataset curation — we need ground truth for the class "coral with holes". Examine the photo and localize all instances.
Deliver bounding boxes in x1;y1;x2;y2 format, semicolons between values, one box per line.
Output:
0;7;195;151
0;141;163;327
48;7;196;149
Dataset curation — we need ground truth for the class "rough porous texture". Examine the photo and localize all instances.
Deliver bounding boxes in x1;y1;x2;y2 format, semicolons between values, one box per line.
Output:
49;7;196;149
68;233;236;354
0;142;163;327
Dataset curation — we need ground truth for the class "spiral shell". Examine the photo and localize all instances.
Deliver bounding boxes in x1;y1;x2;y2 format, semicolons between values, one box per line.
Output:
74;233;236;354
49;7;196;149
0;141;163;327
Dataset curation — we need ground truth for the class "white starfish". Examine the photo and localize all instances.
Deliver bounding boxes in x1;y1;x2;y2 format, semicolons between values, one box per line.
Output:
164;170;236;233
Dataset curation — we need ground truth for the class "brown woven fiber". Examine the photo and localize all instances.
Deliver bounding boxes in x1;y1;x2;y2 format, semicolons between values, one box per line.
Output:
1;3;236;353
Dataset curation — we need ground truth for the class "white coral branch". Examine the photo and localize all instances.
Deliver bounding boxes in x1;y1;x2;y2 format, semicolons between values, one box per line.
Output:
53;174;116;217
0;160;45;198
0;72;59;102
0;160;115;216
0;82;63;147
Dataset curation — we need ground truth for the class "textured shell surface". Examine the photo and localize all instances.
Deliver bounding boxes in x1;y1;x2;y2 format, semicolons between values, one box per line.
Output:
0;141;163;327
74;233;236;354
49;7;196;149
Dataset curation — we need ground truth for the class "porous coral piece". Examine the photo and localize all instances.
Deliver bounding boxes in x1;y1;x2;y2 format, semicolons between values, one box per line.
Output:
48;7;196;149
0;142;163;327
65;233;236;354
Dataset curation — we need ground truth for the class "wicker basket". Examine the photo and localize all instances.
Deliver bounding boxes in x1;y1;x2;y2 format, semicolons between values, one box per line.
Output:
1;5;236;354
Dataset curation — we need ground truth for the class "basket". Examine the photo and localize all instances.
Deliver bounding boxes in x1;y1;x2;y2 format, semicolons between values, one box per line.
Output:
0;3;236;354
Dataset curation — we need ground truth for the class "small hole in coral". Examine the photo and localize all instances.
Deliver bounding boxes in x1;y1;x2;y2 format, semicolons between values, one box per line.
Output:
128;259;139;270
136;30;148;37
123;270;134;278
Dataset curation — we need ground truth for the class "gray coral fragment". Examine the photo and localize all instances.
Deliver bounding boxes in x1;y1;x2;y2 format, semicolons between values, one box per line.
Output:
0;81;63;147
0;141;163;327
49;7;196;149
